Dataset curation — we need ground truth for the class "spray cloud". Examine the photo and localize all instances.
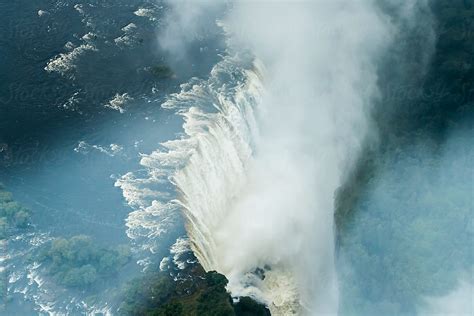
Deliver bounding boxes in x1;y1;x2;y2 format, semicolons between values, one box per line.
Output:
134;0;433;314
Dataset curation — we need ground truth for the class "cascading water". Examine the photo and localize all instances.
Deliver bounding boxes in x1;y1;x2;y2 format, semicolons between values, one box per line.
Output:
117;1;433;314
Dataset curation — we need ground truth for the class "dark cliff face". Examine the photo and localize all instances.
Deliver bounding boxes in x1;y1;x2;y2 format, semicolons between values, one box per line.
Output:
389;0;474;140
334;1;474;314
119;262;271;316
336;0;474;237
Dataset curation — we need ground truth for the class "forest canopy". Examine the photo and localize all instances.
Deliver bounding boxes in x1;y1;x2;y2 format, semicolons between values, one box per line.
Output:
119;264;270;316
36;235;131;288
0;183;30;239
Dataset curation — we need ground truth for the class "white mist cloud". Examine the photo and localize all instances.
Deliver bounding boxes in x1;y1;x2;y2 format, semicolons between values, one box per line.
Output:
152;1;433;315
421;280;474;316
215;2;392;314
158;0;226;60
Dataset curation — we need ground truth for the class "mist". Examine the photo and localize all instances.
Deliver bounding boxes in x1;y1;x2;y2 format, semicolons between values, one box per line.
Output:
159;0;225;59
338;123;473;315
421;281;474;315
153;0;434;314
217;1;391;313
4;0;471;314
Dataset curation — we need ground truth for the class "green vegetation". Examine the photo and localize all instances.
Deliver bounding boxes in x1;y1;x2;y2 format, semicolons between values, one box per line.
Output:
0;260;6;308
37;235;131;289
149;65;174;79
119;265;270;316
0;183;31;308
0;183;31;239
234;297;272;316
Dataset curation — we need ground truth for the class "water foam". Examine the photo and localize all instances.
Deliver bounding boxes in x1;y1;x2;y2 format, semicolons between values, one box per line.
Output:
117;1;431;314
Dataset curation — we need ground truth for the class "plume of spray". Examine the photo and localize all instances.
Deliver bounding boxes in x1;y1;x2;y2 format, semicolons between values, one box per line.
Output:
144;0;431;314
158;0;227;61
216;2;392;314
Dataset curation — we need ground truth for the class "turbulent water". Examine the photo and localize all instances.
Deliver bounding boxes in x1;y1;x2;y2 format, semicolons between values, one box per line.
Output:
117;1;439;314
0;0;220;313
2;0;473;315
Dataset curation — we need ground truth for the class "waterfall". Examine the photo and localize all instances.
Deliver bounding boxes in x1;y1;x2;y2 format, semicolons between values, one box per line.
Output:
117;1;433;314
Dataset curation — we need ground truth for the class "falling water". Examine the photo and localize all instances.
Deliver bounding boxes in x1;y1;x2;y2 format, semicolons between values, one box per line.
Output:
118;1;434;314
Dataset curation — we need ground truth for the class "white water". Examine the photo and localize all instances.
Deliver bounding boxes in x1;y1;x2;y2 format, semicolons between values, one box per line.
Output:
118;1;433;314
